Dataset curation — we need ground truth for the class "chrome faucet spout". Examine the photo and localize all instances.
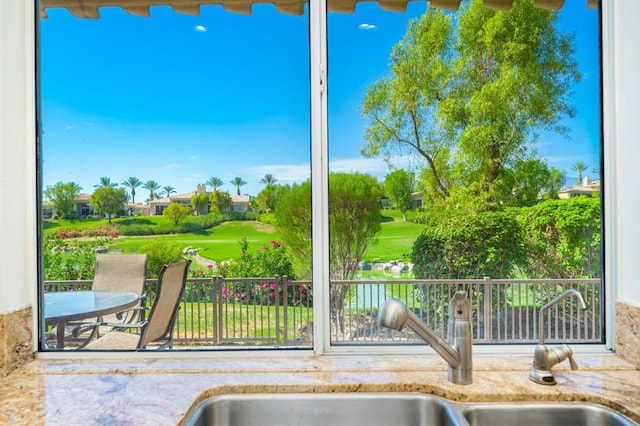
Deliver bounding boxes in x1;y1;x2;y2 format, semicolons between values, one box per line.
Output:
539;288;587;345
377;291;472;385
530;288;587;386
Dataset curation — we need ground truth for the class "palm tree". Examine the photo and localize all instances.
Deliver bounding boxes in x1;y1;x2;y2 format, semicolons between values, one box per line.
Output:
94;176;117;188
206;176;224;192
162;185;177;198
259;174;278;189
230;177;247;195
122;176;142;204
571;162;589;184
142;180;161;201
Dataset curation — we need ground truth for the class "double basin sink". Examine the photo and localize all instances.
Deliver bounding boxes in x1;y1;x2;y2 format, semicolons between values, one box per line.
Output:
184;392;638;426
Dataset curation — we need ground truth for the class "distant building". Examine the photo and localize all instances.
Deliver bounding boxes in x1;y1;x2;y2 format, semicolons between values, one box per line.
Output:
558;177;601;199
149;184;251;216
43;193;148;218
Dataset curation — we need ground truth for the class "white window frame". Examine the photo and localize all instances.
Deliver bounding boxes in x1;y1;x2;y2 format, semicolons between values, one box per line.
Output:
31;0;613;356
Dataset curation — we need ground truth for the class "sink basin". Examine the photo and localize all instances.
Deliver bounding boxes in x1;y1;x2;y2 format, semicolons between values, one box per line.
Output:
184;393;458;426
462;402;637;426
183;393;639;426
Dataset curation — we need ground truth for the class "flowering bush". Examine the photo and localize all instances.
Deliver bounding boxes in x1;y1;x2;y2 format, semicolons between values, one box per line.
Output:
220;237;310;305
43;235;113;281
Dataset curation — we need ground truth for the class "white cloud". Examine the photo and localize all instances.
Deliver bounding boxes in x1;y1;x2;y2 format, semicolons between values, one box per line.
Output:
358;23;377;30
195;25;207;32
249;163;311;183
247;155;415;184
164;163;181;170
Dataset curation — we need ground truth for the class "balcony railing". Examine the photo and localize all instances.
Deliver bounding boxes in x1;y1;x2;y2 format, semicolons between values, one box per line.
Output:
43;277;601;348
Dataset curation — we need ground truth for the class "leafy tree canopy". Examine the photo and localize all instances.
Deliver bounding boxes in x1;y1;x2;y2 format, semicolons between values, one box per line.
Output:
361;0;580;210
44;181;82;218
384;169;415;221
163;202;192;225
89;186;128;223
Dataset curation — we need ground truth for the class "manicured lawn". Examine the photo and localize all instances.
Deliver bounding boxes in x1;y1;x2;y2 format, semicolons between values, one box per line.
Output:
364;211;426;263
175;301;313;344
109;220;281;262
47;209;427;263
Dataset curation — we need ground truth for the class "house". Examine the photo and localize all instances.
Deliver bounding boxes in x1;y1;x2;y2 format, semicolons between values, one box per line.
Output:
558;177;601;199
149;184;251;216
42;195;148;218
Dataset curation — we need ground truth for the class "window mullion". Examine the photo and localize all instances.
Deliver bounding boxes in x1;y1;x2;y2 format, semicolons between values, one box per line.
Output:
309;0;330;354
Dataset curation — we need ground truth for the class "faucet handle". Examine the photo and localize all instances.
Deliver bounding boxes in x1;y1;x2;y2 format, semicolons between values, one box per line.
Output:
550;344;578;370
568;352;579;370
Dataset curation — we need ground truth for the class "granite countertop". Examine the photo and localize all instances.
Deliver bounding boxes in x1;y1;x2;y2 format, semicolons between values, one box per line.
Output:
0;353;638;425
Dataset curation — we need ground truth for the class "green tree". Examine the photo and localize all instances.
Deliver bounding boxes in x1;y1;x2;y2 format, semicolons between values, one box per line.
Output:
259;174;278;188
190;192;209;216
275;172;381;337
506;159;552;207
162;185;177;197
571;161;589;184
384;169;414;220
163;202;192;225
44;181;82;218
206;176;224;191
543;167;567;200
209;190;232;214
230;176;247;195
142;180;161;201
256;184;289;213
89;186;128;223
122;176;142;204
361;0;580;207
94;176;117;188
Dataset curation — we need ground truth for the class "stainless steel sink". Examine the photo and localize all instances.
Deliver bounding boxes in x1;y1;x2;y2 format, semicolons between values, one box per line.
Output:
184;393;458;426
462;402;637;426
183;393;639;426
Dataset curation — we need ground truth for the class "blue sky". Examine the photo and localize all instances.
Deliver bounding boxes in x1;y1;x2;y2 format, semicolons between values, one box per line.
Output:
40;1;600;200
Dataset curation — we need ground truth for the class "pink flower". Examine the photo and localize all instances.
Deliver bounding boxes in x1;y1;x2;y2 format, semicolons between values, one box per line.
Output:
268;291;275;298
59;232;69;238
108;232;119;238
221;269;227;275
207;264;213;269
270;283;276;289
270;240;281;247
300;285;307;292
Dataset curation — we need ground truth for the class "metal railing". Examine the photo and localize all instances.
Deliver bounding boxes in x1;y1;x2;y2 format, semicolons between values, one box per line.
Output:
43;277;601;348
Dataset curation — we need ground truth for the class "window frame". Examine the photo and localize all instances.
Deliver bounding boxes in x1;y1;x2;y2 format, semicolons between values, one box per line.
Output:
34;0;613;355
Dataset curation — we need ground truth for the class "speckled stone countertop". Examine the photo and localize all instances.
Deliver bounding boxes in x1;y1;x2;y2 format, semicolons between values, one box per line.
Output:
0;353;638;425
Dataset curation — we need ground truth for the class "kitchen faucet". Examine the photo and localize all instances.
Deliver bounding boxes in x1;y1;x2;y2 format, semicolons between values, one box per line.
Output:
530;288;587;385
377;290;473;385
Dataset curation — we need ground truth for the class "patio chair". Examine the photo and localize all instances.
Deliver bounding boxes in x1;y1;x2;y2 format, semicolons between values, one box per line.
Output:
68;253;148;345
83;259;191;350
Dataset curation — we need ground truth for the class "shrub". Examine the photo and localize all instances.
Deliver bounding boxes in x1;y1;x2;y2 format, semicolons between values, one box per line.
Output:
223;237;309;306
138;238;183;278
43;235;112;281
518;197;601;278
411;210;525;279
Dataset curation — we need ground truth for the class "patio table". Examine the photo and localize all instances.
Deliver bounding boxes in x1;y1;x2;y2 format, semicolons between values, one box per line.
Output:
44;290;139;349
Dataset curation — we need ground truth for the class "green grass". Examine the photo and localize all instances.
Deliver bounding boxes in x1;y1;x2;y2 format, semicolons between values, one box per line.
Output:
364;211;426;263
175;302;313;343
46;209;426;263
109;220;280;262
